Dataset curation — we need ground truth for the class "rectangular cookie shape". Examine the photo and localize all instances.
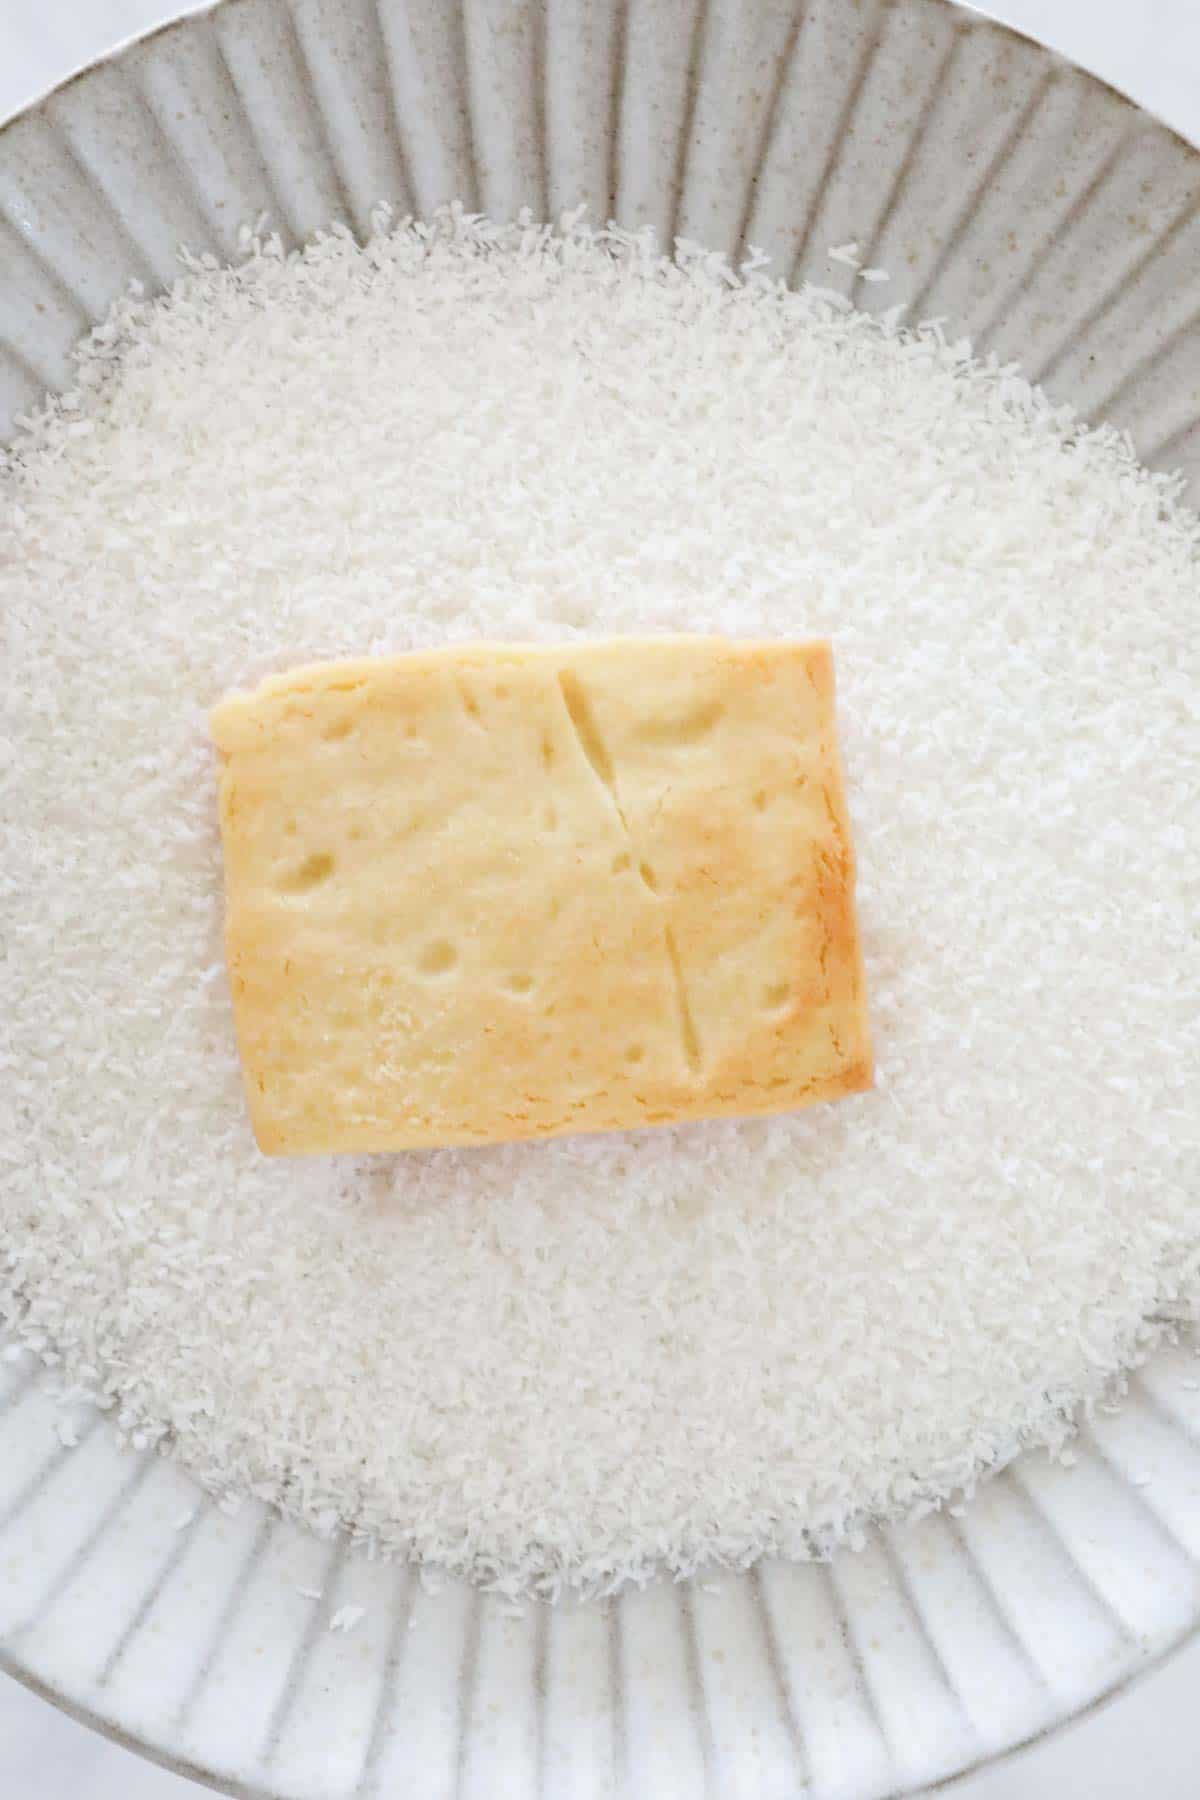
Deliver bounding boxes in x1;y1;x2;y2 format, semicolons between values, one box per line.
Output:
211;638;872;1153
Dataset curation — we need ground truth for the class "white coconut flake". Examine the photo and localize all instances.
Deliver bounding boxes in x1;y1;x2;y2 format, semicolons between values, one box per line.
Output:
1;209;1198;1600
827;240;862;267
329;1605;366;1635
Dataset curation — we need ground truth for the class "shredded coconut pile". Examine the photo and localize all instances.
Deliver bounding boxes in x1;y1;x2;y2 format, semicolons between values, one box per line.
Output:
2;210;1198;1598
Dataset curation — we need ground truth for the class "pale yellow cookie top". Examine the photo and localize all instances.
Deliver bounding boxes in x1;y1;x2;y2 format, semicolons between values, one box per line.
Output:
212;637;871;1154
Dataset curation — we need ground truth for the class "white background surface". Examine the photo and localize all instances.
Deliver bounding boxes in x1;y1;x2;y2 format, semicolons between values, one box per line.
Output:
1;1;1198;1794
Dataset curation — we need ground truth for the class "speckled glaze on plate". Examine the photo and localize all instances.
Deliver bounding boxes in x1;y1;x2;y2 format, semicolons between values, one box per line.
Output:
2;3;1200;1796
